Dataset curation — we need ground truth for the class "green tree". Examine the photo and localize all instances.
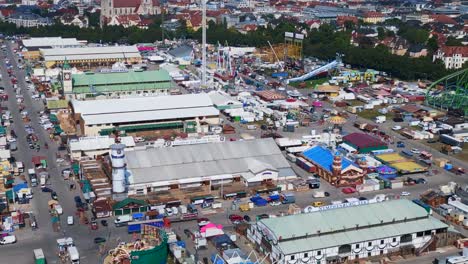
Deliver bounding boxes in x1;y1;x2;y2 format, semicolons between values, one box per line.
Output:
427;36;439;54
85;10;100;28
377;27;385;40
445;36;463;46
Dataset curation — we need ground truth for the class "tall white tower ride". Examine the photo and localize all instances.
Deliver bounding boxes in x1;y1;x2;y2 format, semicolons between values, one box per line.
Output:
201;0;207;87
110;144;126;193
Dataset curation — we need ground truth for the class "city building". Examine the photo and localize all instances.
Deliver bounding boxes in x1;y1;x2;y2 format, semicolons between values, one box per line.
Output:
61;69;173;99
343;133;388;153
70;93;220;136
433;46;468;69
100;0;161;25
248;199;449;264
362;11;385;24
40;45;142;68
7;13;53;28
301;145;365;187
121;138;296;196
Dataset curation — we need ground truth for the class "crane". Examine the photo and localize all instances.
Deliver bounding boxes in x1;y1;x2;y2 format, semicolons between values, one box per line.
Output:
267;41;284;71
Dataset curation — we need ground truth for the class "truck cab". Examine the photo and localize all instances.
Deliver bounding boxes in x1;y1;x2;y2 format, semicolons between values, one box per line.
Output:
114;215;132;227
68;246;80;264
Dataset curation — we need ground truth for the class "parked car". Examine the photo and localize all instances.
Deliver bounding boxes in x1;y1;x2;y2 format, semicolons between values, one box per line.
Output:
256;214;269;220
41;187;53;192
410;148;421;154
243;215;251;222
229;214;243;224
401;191;411;196
0;235;16;245
270;201;281;206
392;125;402;131
396;141;405;148
342;187;356;194
416;178;427;184
91;221;98;230
197;218;210;226
94;237;106;244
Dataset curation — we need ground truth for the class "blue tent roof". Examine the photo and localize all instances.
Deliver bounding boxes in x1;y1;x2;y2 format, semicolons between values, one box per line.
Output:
13;183;28;192
302;146;358;173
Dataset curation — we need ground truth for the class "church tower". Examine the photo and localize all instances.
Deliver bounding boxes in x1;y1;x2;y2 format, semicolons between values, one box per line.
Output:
61;58;72;95
332;151;342;177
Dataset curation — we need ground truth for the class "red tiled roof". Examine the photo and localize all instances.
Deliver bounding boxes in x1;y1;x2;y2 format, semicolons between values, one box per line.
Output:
337;15;358;26
363;11;384;18
430;14;457;25
0;9;14;17
305;19;320;26
243;24;257;31
189;12;202;27
343;133;387;149
440;46;468;57
113;0;140;8
116;14;141;25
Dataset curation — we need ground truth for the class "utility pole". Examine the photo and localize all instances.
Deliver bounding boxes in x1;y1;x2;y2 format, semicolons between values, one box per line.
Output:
201;0;207;87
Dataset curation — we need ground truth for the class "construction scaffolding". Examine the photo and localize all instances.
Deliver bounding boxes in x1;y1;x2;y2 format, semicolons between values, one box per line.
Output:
425;68;468;117
284;32;304;61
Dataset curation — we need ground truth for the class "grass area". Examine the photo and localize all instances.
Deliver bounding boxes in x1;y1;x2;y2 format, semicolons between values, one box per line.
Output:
356;106;392;120
348;100;364;106
420;140;468;163
289;77;329;89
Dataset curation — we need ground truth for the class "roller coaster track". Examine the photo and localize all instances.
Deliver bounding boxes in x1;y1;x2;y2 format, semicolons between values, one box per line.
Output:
425;68;468;117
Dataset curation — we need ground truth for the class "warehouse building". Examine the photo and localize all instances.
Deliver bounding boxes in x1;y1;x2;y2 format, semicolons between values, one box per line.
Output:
70;93;220;136
61;69;173;99
40;45;142;68
21;37;85;60
248;199;449;264
68;135;135;159
343;133;388;153
123;138;296;195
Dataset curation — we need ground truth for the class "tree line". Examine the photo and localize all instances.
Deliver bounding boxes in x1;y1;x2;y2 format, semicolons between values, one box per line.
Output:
0;18;463;81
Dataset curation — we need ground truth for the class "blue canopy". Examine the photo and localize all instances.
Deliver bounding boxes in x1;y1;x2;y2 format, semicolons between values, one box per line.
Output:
13;183;28;192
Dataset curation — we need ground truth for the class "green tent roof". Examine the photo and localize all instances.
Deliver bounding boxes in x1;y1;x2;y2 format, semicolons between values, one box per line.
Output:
113;198;148;210
72;70;172;94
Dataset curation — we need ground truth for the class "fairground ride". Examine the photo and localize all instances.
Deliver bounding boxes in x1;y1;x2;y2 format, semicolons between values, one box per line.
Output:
425;68;468;117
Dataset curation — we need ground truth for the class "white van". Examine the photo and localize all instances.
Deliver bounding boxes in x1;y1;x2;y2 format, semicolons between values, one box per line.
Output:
68;246;80;264
114;215;132;226
0;235;16;245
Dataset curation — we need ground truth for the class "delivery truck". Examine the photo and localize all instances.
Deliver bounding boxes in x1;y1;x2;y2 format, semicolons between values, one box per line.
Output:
250;196;268;206
28;168;37;187
33;248;45;264
114;215;133;227
68;246;80;264
281;193;296;204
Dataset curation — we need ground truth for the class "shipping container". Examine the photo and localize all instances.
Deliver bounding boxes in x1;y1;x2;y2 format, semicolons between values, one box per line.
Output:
440;134;464;148
295;157;316;173
271;72;289;78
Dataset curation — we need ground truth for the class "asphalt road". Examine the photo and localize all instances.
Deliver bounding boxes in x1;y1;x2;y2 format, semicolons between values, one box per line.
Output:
0;41;129;264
